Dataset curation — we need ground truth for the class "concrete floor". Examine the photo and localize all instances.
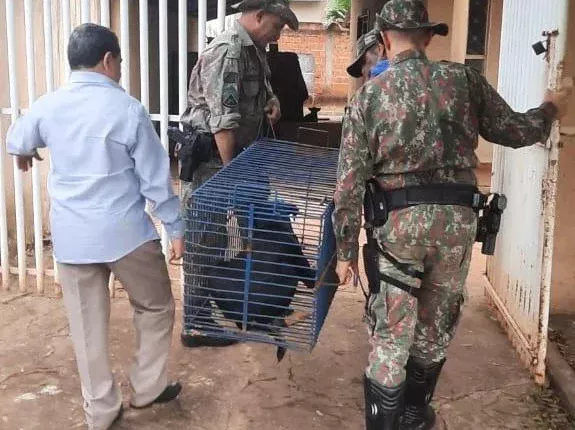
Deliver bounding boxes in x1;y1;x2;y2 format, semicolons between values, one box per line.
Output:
1;245;573;430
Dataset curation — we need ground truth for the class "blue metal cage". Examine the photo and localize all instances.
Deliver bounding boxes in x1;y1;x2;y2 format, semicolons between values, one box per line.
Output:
182;139;339;353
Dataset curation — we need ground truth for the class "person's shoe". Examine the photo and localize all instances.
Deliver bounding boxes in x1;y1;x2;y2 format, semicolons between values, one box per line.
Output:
364;374;405;429
400;357;446;430
130;382;182;409
181;331;238;347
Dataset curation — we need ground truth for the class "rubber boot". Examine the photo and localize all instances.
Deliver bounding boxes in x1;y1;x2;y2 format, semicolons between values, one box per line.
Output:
400;357;446;430
364;374;405;429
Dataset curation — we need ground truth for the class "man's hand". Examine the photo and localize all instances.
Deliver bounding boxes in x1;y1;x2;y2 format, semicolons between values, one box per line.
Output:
169;237;184;264
545;77;573;119
15;151;43;172
265;98;281;125
336;259;359;286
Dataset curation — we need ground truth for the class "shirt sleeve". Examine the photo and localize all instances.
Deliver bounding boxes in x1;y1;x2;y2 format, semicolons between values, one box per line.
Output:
201;44;242;134
467;67;557;148
6;107;46;156
129;101;184;239
332;96;373;261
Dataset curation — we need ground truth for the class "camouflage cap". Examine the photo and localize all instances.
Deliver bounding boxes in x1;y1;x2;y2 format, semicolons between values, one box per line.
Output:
374;0;448;36
347;30;378;78
233;0;299;31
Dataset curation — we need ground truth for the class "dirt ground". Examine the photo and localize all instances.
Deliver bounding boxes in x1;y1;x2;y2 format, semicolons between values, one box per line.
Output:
1;245;574;430
550;315;575;371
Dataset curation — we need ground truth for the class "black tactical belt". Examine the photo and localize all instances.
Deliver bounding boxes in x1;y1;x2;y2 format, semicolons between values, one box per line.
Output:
383;184;482;211
362;182;487;300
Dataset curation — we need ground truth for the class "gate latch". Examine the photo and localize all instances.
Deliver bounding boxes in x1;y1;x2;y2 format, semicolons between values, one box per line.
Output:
532;30;559;61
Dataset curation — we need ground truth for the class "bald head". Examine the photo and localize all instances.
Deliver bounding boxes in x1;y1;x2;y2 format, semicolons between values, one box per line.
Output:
239;9;287;47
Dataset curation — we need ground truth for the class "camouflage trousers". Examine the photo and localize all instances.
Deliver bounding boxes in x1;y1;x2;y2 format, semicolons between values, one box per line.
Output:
180;158;223;210
181;157;228;261
182;159;227;329
365;204;477;388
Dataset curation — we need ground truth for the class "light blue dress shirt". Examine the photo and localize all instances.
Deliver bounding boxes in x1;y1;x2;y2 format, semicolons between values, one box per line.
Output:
7;71;183;264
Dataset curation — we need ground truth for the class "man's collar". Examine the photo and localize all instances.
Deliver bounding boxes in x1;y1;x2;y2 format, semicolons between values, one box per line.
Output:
390;49;427;66
69;71;124;90
234;20;256;47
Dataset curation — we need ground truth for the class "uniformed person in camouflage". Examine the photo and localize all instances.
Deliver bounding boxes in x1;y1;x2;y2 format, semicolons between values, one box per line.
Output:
181;0;298;189
179;0;298;348
347;29;381;84
333;1;572;429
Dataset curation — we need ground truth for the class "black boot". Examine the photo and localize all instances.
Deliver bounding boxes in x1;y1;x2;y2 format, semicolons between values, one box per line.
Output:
400;357;446;430
364;375;404;429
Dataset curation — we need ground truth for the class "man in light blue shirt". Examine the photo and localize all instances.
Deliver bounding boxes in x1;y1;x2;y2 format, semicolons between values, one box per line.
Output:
7;24;183;430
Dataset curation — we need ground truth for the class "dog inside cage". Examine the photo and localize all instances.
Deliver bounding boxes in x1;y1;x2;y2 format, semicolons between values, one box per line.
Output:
183;141;339;357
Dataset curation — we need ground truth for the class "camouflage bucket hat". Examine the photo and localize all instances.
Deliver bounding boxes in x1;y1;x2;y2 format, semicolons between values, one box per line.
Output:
347;30;378;78
233;0;299;31
374;0;448;36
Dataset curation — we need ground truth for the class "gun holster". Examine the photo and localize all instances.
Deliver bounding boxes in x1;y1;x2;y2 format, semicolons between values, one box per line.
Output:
364;180;389;229
363;180;389;296
168;126;215;182
363;239;382;295
475;193;507;256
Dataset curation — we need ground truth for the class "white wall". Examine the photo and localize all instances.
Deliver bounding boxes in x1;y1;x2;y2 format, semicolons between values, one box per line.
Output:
290;0;327;24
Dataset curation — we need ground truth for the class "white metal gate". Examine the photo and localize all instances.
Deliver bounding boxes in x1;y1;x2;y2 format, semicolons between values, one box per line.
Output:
485;0;569;384
0;0;224;296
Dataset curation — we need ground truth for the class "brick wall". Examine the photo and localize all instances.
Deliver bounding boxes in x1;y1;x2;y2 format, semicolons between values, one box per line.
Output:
278;23;351;114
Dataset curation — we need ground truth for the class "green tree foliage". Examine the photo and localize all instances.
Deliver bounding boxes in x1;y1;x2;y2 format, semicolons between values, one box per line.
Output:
325;0;351;26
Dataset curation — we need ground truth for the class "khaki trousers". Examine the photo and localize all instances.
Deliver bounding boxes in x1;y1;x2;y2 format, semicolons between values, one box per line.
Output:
58;240;175;430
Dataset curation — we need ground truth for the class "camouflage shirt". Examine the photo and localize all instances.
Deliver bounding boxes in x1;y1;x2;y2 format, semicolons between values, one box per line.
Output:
181;20;278;151
334;49;557;261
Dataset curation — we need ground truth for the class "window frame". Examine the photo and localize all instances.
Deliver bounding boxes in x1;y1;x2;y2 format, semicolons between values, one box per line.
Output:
464;0;492;75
